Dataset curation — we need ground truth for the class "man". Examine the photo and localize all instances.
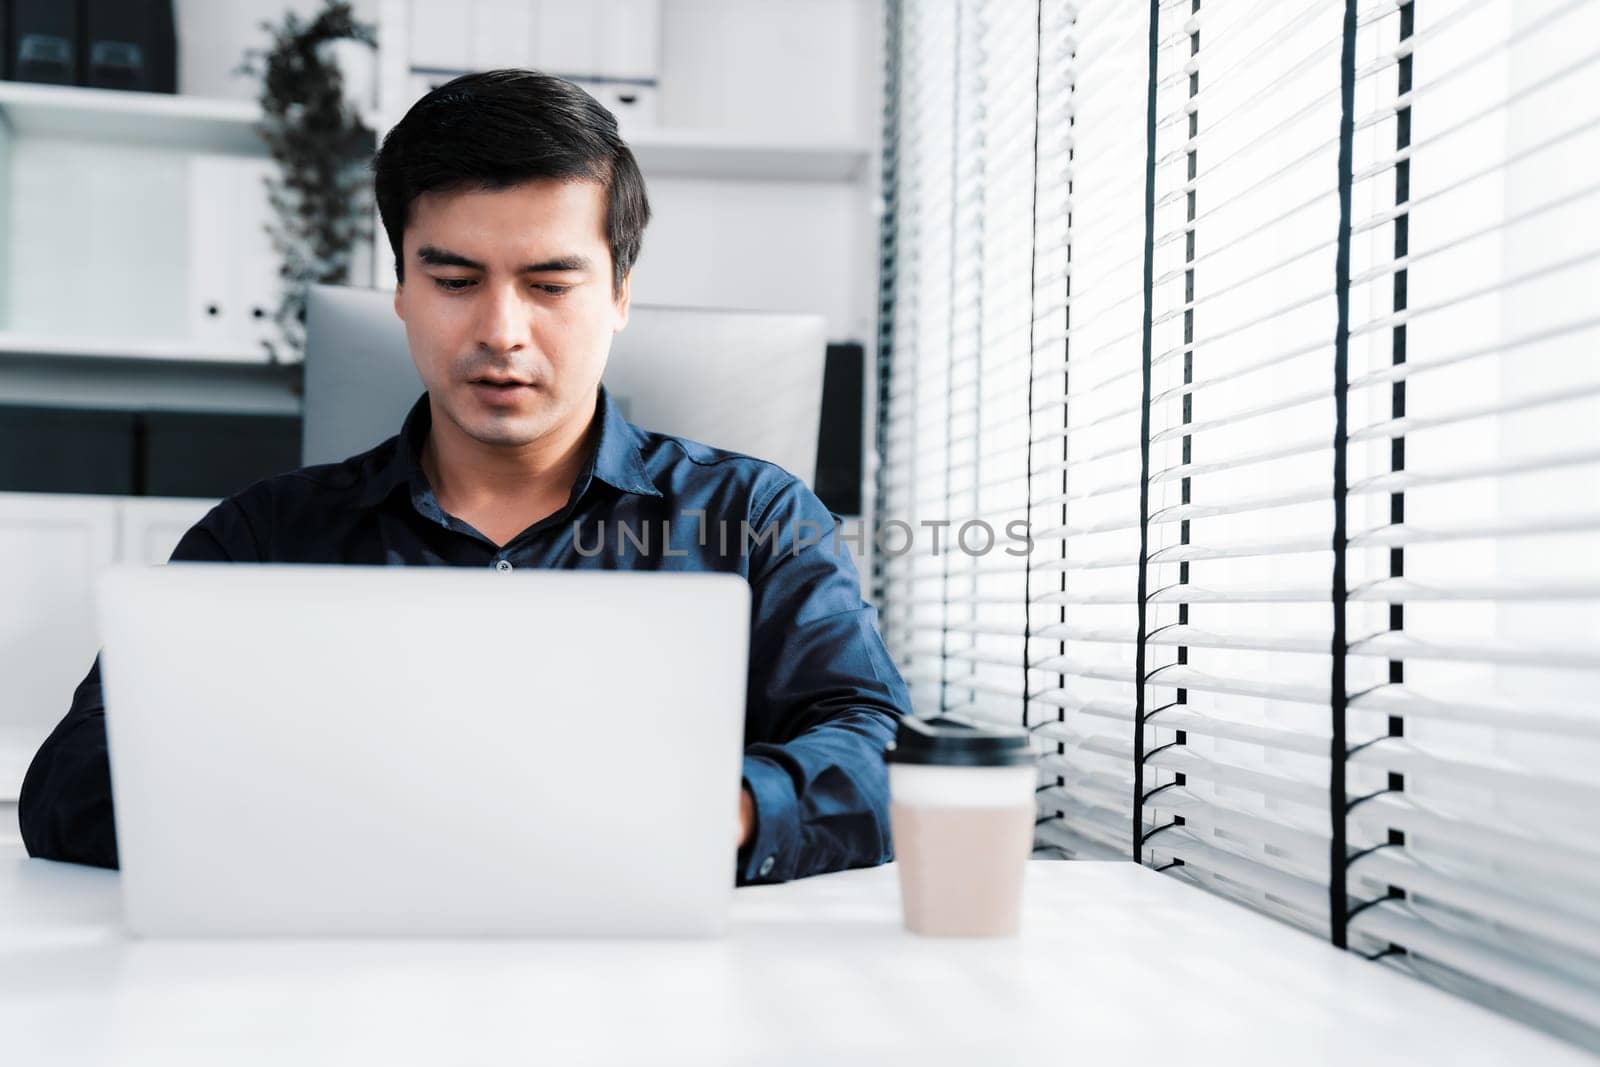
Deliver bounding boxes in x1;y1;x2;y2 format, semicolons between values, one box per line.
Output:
19;70;910;887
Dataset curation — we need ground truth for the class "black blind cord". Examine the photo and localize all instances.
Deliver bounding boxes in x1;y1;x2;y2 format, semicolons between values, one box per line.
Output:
871;0;902;616
1329;0;1359;948
1022;0;1044;730
1132;0;1162;857
939;0;962;714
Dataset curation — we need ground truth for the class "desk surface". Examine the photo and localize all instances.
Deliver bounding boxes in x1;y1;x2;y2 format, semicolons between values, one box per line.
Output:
1;846;1585;1066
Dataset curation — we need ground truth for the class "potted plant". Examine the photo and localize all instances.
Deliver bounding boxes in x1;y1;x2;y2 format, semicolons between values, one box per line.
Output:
238;1;377;364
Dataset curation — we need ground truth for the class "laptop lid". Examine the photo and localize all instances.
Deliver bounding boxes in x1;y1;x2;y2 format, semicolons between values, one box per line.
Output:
98;564;750;937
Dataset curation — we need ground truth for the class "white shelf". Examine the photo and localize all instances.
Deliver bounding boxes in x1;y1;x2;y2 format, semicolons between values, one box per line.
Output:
367;110;870;182
0;81;265;155
628;128;871;181
0;334;301;417
0;332;265;364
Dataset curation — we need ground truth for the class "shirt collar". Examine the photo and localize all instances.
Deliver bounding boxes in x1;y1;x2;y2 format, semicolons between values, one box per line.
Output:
357;385;660;511
588;383;662;498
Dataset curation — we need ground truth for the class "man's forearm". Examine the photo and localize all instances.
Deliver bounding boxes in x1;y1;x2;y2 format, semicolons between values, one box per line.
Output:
736;706;896;886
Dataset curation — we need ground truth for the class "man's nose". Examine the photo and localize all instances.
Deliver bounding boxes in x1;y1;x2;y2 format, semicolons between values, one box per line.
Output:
475;282;528;354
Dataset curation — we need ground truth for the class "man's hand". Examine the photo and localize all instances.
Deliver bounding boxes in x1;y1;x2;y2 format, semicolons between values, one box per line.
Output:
738;785;755;848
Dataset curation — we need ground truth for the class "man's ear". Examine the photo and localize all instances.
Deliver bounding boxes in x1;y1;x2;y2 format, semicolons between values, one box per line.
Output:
392;281;405;321
613;272;631;333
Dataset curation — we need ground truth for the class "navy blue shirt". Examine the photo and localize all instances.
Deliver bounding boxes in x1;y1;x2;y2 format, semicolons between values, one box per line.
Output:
19;387;911;885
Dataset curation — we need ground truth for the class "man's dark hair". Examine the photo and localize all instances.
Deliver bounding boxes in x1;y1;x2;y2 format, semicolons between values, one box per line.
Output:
373;69;650;294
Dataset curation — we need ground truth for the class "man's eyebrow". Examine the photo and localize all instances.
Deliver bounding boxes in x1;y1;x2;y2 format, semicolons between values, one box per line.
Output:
518;255;593;274
413;246;593;274
415;245;484;271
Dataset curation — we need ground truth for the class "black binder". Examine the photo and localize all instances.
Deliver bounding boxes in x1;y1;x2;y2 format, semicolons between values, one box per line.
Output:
8;0;76;85
81;0;176;93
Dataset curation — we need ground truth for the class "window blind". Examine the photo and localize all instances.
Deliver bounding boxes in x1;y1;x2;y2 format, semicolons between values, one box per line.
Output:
878;0;1043;735
1335;0;1600;1042
1129;0;1349;937
873;0;1600;1050
1026;0;1152;861
877;0;957;722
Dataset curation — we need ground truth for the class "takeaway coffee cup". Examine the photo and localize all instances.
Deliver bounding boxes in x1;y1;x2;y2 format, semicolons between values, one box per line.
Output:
884;715;1038;937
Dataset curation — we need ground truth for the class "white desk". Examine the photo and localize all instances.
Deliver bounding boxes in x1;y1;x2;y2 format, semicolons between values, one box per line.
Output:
1;846;1585;1066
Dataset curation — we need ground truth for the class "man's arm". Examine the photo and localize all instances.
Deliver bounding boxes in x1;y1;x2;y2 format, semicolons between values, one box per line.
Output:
18;504;254;867
735;476;911;886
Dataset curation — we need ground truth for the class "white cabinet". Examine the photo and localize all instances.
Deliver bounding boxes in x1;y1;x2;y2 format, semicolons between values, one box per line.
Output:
404;0;661;84
469;0;537;70
0;82;275;365
0;493;118;800
596;0;662;82
0;492;215;801
118;496;216;567
186;154;281;356
392;0;663;132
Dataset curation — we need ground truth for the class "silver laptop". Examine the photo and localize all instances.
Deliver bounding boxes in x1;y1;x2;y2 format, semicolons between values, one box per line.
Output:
97;564;750;938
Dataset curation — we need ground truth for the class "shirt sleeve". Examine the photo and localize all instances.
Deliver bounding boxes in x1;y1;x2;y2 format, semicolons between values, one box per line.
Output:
17;503;254;868
735;475;912;886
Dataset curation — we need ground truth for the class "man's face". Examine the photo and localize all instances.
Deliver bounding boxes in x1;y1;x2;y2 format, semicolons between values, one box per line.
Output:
393;178;629;448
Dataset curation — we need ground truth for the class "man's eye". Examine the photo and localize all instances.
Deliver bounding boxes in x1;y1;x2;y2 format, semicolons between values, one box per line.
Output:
430;278;567;295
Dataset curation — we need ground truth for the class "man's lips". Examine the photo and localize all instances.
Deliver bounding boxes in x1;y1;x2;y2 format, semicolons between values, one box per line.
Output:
468;373;540;387
469;379;539;403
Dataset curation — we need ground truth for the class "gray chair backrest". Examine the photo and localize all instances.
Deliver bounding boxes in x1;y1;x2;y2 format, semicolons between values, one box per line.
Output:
302;286;828;486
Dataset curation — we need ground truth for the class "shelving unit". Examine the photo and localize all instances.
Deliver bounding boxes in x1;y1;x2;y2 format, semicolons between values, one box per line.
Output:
0;80;264;155
0;0;883;420
0;81;283;391
1;79;874;388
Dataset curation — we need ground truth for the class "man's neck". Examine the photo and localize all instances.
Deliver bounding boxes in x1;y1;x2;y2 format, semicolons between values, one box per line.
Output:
420;395;598;544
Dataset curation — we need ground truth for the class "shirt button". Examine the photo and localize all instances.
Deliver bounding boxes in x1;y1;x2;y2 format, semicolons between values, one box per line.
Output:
758;856;775;877
495;559;513;573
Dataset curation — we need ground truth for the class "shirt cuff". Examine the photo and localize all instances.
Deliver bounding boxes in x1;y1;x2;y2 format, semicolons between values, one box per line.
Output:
738;753;800;884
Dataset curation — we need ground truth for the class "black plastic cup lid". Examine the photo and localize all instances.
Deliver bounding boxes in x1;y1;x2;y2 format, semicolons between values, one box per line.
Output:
883;714;1036;767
